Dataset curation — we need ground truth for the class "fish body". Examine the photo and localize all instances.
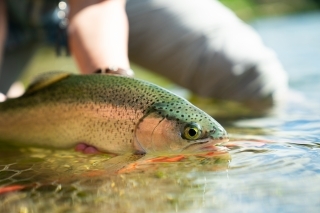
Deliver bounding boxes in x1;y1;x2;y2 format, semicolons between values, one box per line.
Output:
0;72;228;154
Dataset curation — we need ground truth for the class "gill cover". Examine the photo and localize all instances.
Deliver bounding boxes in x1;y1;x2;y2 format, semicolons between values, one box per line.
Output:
134;101;228;154
134;111;187;153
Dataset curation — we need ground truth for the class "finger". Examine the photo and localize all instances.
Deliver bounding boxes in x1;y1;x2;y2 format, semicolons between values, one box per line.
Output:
95;67;134;77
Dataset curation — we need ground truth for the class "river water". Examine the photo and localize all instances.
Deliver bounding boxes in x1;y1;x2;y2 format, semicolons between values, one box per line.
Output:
0;12;320;213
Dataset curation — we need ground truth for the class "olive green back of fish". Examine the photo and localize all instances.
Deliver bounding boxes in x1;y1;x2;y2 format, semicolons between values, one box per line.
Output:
1;73;188;111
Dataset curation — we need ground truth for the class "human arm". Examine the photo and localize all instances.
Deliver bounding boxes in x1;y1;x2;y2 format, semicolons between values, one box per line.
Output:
68;0;132;75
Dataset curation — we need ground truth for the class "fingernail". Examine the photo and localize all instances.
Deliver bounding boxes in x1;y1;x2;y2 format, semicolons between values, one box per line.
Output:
126;69;134;77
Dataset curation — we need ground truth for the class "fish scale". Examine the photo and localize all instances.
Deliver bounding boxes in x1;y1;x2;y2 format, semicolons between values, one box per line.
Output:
0;72;228;154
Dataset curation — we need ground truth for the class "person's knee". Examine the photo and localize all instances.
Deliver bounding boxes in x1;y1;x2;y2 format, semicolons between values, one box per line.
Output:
126;0;288;110
189;57;288;111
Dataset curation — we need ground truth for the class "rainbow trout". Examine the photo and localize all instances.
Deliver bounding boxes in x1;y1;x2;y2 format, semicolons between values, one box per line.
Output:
0;72;228;154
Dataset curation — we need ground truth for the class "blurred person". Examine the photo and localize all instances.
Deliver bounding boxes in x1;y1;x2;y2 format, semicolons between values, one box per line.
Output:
0;0;288;112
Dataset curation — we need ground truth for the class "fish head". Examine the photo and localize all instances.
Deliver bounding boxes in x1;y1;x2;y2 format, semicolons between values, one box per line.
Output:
134;102;229;154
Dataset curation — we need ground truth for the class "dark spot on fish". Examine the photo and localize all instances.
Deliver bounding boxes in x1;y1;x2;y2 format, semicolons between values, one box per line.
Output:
219;137;223;140
210;128;216;133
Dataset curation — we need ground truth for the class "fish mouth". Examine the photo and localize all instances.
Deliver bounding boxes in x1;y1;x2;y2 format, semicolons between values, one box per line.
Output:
183;137;229;152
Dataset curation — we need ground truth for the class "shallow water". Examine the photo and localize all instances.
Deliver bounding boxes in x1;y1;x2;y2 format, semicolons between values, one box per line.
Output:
1;12;320;213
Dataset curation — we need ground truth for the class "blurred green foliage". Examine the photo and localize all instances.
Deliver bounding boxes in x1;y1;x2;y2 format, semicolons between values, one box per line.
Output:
219;0;320;20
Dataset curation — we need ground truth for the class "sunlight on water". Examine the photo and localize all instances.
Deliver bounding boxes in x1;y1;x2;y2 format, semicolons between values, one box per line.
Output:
1;12;320;213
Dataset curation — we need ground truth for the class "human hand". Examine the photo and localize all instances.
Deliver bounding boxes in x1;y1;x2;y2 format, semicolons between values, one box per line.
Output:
68;0;130;75
95;67;134;77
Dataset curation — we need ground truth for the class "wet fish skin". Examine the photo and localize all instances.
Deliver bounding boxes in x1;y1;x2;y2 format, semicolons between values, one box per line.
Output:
0;73;228;154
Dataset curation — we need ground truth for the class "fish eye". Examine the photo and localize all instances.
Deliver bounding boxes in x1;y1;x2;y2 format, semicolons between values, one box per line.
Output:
183;123;202;140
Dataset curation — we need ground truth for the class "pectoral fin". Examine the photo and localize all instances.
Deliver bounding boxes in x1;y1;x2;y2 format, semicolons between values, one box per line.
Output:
25;71;72;95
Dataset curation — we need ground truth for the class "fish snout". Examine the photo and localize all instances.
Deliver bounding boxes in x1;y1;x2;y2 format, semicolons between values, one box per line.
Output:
209;128;229;144
182;129;229;152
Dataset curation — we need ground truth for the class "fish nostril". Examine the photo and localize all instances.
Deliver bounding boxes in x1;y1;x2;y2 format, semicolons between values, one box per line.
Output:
209;128;216;133
219;137;223;140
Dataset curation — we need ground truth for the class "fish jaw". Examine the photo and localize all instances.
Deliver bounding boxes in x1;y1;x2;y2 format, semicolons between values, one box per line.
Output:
182;136;229;153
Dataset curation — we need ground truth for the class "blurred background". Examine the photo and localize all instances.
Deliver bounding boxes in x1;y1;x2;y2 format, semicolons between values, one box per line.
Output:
1;0;319;116
221;0;320;19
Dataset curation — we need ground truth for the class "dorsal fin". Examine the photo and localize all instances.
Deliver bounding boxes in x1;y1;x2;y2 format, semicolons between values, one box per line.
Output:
24;71;72;95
